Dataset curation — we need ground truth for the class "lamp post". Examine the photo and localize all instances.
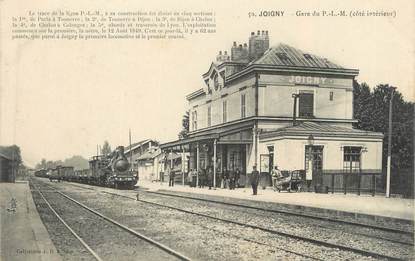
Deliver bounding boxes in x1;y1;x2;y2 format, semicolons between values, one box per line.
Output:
386;87;396;198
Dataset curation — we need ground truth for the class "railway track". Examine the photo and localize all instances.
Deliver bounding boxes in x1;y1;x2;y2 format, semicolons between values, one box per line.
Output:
148;190;413;235
36;179;323;260
143;190;414;245
101;190;409;261
60;180;413;235
37;179;413;260
44;179;405;260
59;180;414;245
30;179;191;261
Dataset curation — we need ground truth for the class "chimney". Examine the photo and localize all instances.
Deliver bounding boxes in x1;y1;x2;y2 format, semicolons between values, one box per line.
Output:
249;29;270;61
216;50;230;63
231;42;249;62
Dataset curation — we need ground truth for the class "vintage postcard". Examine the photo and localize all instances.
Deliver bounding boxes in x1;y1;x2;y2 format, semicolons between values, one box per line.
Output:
1;0;414;260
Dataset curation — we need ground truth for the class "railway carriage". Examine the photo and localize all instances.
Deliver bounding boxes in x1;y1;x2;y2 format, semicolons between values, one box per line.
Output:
89;155;112;186
49;168;61;182
35;146;137;189
59;166;75;181
34;169;47;178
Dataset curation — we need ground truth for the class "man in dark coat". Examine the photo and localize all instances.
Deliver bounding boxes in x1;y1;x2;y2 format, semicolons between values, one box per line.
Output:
168;166;175;187
199;168;206;188
229;170;235;190
235;168;241;188
250;165;260;195
207;166;213;189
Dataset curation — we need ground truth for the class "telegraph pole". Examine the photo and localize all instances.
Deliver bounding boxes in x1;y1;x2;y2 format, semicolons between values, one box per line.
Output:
129;129;132;170
386;87;396;198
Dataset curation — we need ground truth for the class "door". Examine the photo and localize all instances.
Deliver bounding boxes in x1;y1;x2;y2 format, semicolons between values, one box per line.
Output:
305;145;324;183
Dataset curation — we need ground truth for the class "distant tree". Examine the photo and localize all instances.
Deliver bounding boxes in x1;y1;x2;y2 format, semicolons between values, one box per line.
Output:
178;110;190;139
353;81;373;130
353;82;414;197
35;156;89;171
101;140;112;156
63;155;89;170
36;158;47;169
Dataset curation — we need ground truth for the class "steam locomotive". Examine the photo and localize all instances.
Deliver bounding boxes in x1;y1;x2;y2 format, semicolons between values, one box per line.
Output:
84;146;138;189
35;146;138;189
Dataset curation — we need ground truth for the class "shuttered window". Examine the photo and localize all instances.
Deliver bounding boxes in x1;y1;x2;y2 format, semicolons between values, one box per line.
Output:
207;106;211;127
241;94;246;119
192;111;198;130
299;92;314;118
222;100;227;123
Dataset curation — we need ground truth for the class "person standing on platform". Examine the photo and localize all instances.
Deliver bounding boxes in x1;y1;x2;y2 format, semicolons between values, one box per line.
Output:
207;166;213;189
168;166;175;187
221;168;227;189
235;168;241;188
191;169;197;188
187;169;193;187
306;160;313;192
226;168;231;189
199;168;206;188
229;169;235;190
271;166;282;191
250;165;260;195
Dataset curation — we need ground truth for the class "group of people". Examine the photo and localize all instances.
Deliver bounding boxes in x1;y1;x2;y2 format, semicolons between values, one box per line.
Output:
169;164;289;196
187;167;213;189
187;167;242;190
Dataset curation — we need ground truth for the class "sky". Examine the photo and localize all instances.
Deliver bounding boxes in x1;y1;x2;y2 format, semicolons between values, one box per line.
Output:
1;0;414;167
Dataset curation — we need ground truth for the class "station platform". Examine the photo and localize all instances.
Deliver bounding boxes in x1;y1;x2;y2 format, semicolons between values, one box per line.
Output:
0;181;61;261
138;180;414;223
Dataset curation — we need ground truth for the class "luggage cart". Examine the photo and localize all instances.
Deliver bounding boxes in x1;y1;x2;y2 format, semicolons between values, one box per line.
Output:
275;170;304;192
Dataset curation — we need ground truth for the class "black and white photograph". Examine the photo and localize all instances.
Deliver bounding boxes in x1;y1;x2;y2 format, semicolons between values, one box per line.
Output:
1;0;414;260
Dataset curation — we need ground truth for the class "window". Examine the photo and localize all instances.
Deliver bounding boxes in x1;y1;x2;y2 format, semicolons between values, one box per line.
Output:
276;52;289;60
213;74;219;90
241;94;246;119
207;106;211;127
329;91;334;101
192;111;198;131
299;91;314;118
343;146;361;173
222;100;227;123
305;145;324;171
303;53;312;60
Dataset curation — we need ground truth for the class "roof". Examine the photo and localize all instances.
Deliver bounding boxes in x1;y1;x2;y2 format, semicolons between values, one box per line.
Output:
186;88;205;101
0;152;12;160
136;148;162;161
251;43;345;69
164;152;182;160
125;139;158;152
189;43;358;99
260;122;383;140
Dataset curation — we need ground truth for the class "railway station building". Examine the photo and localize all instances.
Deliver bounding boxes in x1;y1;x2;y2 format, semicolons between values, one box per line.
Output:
161;31;383;192
136;146;187;182
0;152;16;183
124;139;159;171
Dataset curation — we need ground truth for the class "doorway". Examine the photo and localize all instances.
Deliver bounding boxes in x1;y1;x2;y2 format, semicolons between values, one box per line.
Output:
305;145;324;186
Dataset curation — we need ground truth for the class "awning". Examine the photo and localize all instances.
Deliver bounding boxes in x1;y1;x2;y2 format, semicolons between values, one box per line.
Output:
259;122;384;140
160;133;220;150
